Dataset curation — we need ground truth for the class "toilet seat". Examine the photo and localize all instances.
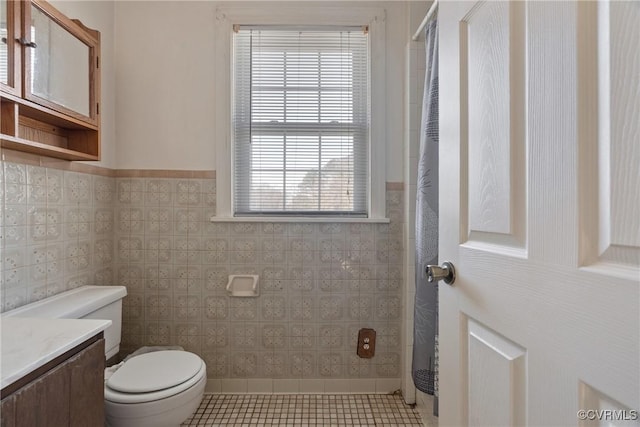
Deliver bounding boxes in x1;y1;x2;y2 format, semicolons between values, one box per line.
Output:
105;351;206;404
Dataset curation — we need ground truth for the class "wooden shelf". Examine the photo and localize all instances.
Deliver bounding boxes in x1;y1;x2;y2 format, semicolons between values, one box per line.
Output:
1;134;99;161
1;95;100;161
2;93;99;131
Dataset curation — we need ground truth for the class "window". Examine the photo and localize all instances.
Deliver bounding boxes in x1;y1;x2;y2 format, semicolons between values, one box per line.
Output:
232;26;369;216
214;7;386;221
0;20;7;84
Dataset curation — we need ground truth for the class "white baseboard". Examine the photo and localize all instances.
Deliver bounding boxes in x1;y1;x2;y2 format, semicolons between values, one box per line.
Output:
205;378;402;394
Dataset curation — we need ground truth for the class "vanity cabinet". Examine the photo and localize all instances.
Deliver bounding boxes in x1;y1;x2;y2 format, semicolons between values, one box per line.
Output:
0;0;100;161
0;336;105;427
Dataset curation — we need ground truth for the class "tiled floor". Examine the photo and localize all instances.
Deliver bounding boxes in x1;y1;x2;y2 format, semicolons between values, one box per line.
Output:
182;394;424;426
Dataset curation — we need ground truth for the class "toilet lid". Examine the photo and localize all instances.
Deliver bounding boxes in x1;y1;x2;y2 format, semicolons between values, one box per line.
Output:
107;351;203;393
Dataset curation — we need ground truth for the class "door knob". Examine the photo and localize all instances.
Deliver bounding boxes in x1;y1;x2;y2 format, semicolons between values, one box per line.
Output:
426;261;456;285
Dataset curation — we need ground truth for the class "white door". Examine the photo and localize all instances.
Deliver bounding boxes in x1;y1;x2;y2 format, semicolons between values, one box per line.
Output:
438;1;639;426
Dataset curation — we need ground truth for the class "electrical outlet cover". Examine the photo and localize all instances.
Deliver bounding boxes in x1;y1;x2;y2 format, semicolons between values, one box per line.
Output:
357;328;376;358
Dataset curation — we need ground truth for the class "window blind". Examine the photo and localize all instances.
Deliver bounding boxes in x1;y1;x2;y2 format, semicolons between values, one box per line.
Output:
233;26;369;216
0;25;8;84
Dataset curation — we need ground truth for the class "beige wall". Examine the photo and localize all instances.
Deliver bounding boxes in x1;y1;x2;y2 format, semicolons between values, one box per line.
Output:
113;1;407;182
39;0;408;178
114;1;217;171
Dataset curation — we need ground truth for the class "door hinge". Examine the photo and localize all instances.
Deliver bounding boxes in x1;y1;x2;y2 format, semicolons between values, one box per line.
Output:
96;103;99;115
96;56;100;68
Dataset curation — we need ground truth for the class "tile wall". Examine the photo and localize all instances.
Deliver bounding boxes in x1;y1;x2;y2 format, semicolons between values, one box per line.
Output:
115;176;405;387
0;154;405;391
0;159;115;310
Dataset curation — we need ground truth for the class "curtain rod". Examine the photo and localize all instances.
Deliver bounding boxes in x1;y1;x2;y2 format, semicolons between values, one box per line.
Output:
411;0;439;41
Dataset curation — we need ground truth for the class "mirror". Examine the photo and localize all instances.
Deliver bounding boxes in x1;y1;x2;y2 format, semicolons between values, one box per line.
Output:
30;3;90;116
1;0;8;85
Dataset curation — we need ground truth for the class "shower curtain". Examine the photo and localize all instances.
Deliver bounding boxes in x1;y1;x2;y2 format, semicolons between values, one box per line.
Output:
412;17;439;416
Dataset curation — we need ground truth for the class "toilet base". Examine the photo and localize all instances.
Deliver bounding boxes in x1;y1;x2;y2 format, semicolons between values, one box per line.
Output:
105;374;205;427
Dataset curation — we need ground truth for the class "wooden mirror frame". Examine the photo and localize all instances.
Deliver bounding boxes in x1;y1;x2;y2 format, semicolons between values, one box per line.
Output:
23;0;100;127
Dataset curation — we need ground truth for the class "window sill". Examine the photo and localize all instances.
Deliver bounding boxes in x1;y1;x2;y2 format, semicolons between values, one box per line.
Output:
209;216;390;224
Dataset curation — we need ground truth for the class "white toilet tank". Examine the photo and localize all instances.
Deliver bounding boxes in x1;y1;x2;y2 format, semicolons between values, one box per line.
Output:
3;286;127;359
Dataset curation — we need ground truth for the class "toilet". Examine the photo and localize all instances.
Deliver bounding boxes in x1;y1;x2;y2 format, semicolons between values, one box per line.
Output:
3;286;206;427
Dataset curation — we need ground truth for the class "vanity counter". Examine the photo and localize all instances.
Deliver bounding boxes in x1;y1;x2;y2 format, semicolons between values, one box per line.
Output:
0;317;110;391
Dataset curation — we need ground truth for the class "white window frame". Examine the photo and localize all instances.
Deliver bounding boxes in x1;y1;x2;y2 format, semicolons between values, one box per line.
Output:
214;5;387;222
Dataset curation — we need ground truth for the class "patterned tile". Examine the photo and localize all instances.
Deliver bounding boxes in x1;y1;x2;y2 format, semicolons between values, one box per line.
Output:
117;179;144;204
347;353;372;377
375;296;401;320
175;295;201;320
145;179;173;206
289;267;315;291
95;208;114;234
3;167;405;386
175;208;202;234
28;207;62;243
117;237;144;263
376;353;401;377
65;207;92;238
202;352;228;377
231;353;258;377
232;324;257;348
261;296;287;320
319;296;343;320
319;325;344;349
63;171;92;204
261;352;287;377
261;324;287;348
175;180;201;206
118;265;144;291
290;296;315;321
27;244;63;283
94;176;115;204
204;296;228;320
116;208;144;233
203;324;228;349
145;265;171;290
290;352;315;376
66;275;90;290
261;267;286;292
4;164;27;204
203;267;229;292
145;237;172;263
65;241;91;273
318;353;343;377
146;294;172;319
231;299;257;320
94;267;114;286
290;324;315;349
145;208;172;234
146;322;172;345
